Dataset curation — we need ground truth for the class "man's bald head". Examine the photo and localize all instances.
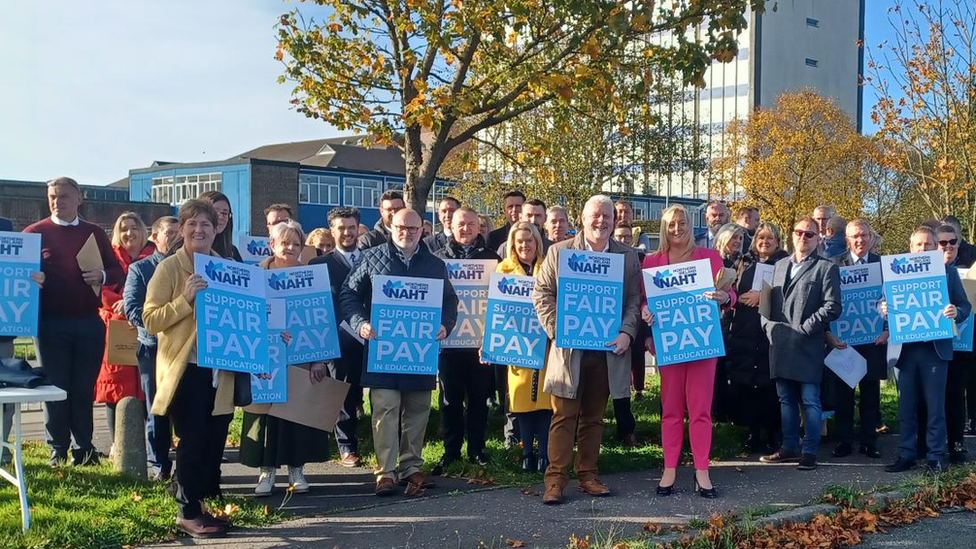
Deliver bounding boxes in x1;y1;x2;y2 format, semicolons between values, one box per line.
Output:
392;209;423;252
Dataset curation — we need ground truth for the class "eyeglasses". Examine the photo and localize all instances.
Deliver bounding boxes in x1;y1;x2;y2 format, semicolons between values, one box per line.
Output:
939;238;958;247
393;225;421;234
793;230;818;240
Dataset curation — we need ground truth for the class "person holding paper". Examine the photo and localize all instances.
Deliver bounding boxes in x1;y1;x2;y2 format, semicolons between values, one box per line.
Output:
24;176;124;467
723;222;788;454
144;199;246;538
123;215;179;481
823;219;887;460
241;220;330;497
881;226;970;474
309;207;367;468
641;204;735;498
198;190;243;262
495;221;553;472
534;195;642;505
339;208;458;498
431;207;500;474
760;217;841;472
95;212;155;460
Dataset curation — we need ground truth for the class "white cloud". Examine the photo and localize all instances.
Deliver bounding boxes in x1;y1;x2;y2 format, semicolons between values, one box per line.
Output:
0;0;339;185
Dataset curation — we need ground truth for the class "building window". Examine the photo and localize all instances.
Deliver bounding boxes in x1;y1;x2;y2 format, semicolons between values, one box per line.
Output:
385;180;404;193
299;174;340;205
343;177;381;208
805;58;819;67
151;173;220;205
632;203;647;221
806;18;819;27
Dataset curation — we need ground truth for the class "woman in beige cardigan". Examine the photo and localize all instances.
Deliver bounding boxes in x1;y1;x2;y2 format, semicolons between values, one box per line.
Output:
144;199;236;539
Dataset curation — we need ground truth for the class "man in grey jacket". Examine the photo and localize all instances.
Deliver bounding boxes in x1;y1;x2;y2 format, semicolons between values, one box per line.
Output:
760;217;842;471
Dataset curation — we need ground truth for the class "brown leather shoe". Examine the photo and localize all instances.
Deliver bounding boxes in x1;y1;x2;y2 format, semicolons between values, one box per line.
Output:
375;477;396;497
338;452;360;468
542;484;564;505
577;479;611;496
176;516;227;539
403;472;427;497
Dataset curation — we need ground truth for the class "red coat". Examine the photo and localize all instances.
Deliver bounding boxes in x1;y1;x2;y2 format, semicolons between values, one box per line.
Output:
94;243;155;404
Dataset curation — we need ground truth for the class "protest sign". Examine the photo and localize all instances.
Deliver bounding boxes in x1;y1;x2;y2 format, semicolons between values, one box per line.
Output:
830;262;884;346
266;264;341;363
881;250;952;344
481;273;546;369
954;268;974;352
443;259;496;348
555;249;624;350
252;299;288;404
238;235;272;265
195;253;269;373
643;259;725;366
0;231;40;337
367;275;443;375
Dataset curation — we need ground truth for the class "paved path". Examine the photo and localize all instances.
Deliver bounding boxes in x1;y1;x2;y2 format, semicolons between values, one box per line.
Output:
854;509;976;548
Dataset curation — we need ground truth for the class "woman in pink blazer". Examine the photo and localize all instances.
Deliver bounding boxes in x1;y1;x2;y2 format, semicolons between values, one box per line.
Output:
642;204;735;498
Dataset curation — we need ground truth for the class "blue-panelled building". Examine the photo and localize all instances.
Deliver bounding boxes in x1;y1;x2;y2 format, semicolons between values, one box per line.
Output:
125;137;705;240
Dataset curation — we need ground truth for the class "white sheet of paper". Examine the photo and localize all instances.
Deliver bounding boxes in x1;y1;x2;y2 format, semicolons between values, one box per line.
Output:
340;320;365;344
825;346;868;389
751;263;775;292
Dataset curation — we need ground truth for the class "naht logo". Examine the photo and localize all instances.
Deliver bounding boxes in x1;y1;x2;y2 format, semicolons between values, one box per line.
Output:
204;260;251;288
567;253;610;275
890;256;931;275
497;277;532;297
247;239;272;257
841;267;869;285
652;267;698;289
269;270;314;291
0;236;24;257
447;263;484;281
382;279;429;300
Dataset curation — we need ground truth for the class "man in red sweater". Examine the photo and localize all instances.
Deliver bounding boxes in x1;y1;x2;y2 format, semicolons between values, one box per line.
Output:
24;177;123;466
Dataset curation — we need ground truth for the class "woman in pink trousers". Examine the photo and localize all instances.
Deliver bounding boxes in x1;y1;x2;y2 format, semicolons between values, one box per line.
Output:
641;204;735;498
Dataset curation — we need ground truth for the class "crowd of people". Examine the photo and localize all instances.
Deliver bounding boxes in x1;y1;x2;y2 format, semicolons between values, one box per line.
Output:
5;177;976;539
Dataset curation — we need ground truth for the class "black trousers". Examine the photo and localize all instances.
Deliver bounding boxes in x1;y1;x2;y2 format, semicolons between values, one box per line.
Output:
327;342;364;455
830;374;881;447
169;363;232;519
740;384;781;444
495;365;520;444
947;353;974;448
439;350;493;459
35;314;104;462
612;397;636;438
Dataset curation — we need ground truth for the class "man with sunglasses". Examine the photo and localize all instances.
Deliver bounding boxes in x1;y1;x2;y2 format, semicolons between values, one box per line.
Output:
824;219;887;460
760;217;842;471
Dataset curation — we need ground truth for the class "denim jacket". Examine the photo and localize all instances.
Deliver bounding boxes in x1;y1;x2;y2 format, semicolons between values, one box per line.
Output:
124;251;165;346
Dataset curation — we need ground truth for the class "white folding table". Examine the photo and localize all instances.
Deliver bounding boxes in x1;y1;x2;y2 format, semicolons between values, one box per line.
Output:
0;385;67;531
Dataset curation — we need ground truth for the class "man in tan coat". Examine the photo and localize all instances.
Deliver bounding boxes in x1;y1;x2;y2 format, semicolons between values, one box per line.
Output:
532;195;642;504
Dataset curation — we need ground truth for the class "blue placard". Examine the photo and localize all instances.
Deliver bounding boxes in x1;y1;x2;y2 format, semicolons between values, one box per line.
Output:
830;262;884;346
643;259;725;366
0;232;41;337
443;259;497;348
555;249;625;350
881;250;952;344
238;235;272;265
194;253;269;373
367;275;444;375
481;273;547;369
251;300;289;403
266;264;341;363
954;316;974;352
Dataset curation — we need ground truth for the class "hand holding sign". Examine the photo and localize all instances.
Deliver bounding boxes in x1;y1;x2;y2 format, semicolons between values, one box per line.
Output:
436;325;448;340
183;274;207;303
945;303;958;319
360;322;377;340
606;332;631;356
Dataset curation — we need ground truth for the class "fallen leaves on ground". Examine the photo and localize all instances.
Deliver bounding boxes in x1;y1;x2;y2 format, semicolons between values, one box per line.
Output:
505;538;524;547
642;522;662;534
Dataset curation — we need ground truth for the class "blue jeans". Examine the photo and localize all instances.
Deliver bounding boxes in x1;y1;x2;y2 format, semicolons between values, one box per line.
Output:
137;344;172;475
775;379;822;455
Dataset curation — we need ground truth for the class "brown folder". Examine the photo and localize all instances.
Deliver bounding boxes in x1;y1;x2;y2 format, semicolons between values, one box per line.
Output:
106;319;139;366
75;233;104;296
268;366;350;432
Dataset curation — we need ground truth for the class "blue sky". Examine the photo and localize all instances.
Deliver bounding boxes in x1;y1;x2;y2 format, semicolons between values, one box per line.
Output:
0;1;899;186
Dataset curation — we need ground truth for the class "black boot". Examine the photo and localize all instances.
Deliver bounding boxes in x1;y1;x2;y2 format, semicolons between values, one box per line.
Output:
522;453;537;472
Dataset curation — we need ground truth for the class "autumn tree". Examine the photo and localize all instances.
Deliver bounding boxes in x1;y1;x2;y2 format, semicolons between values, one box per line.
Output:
711;91;870;233
866;0;976;239
276;0;767;214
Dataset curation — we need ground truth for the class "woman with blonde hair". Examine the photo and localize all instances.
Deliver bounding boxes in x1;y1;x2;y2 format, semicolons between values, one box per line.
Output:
241;220;331;496
478;214;494;242
306;227;336;255
713;223;747;268
494;221;552;471
641;204;735;498
96;212;154;456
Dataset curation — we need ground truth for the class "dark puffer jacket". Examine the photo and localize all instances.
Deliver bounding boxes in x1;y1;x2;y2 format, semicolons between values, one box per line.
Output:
358;218;393;250
433;235;500;359
339;241;459;391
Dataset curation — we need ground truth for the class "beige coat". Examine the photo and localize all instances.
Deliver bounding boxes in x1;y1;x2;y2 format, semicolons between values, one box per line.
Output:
143;249;235;416
532;234;642;400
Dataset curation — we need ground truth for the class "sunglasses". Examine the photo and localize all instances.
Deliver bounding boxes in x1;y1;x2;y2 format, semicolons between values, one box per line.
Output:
793;230;818;240
939;238;958;247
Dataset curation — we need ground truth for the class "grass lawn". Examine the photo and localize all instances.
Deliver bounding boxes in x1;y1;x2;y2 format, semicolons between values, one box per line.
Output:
0;443;282;549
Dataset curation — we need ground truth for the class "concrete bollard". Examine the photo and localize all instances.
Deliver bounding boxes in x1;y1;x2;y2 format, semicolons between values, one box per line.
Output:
114;396;147;479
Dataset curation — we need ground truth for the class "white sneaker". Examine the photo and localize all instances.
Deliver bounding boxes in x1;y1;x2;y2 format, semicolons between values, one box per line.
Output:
255;467;276;497
288;465;309;493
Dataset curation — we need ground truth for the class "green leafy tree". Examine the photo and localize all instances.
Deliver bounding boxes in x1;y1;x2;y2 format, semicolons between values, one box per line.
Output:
276;0;767;213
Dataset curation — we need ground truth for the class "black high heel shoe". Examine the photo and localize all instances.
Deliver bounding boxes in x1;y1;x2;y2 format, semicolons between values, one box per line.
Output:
694;479;718;499
656;483;674;496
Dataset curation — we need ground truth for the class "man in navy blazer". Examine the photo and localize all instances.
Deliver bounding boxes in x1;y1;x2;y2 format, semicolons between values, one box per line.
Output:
883;225;971;474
